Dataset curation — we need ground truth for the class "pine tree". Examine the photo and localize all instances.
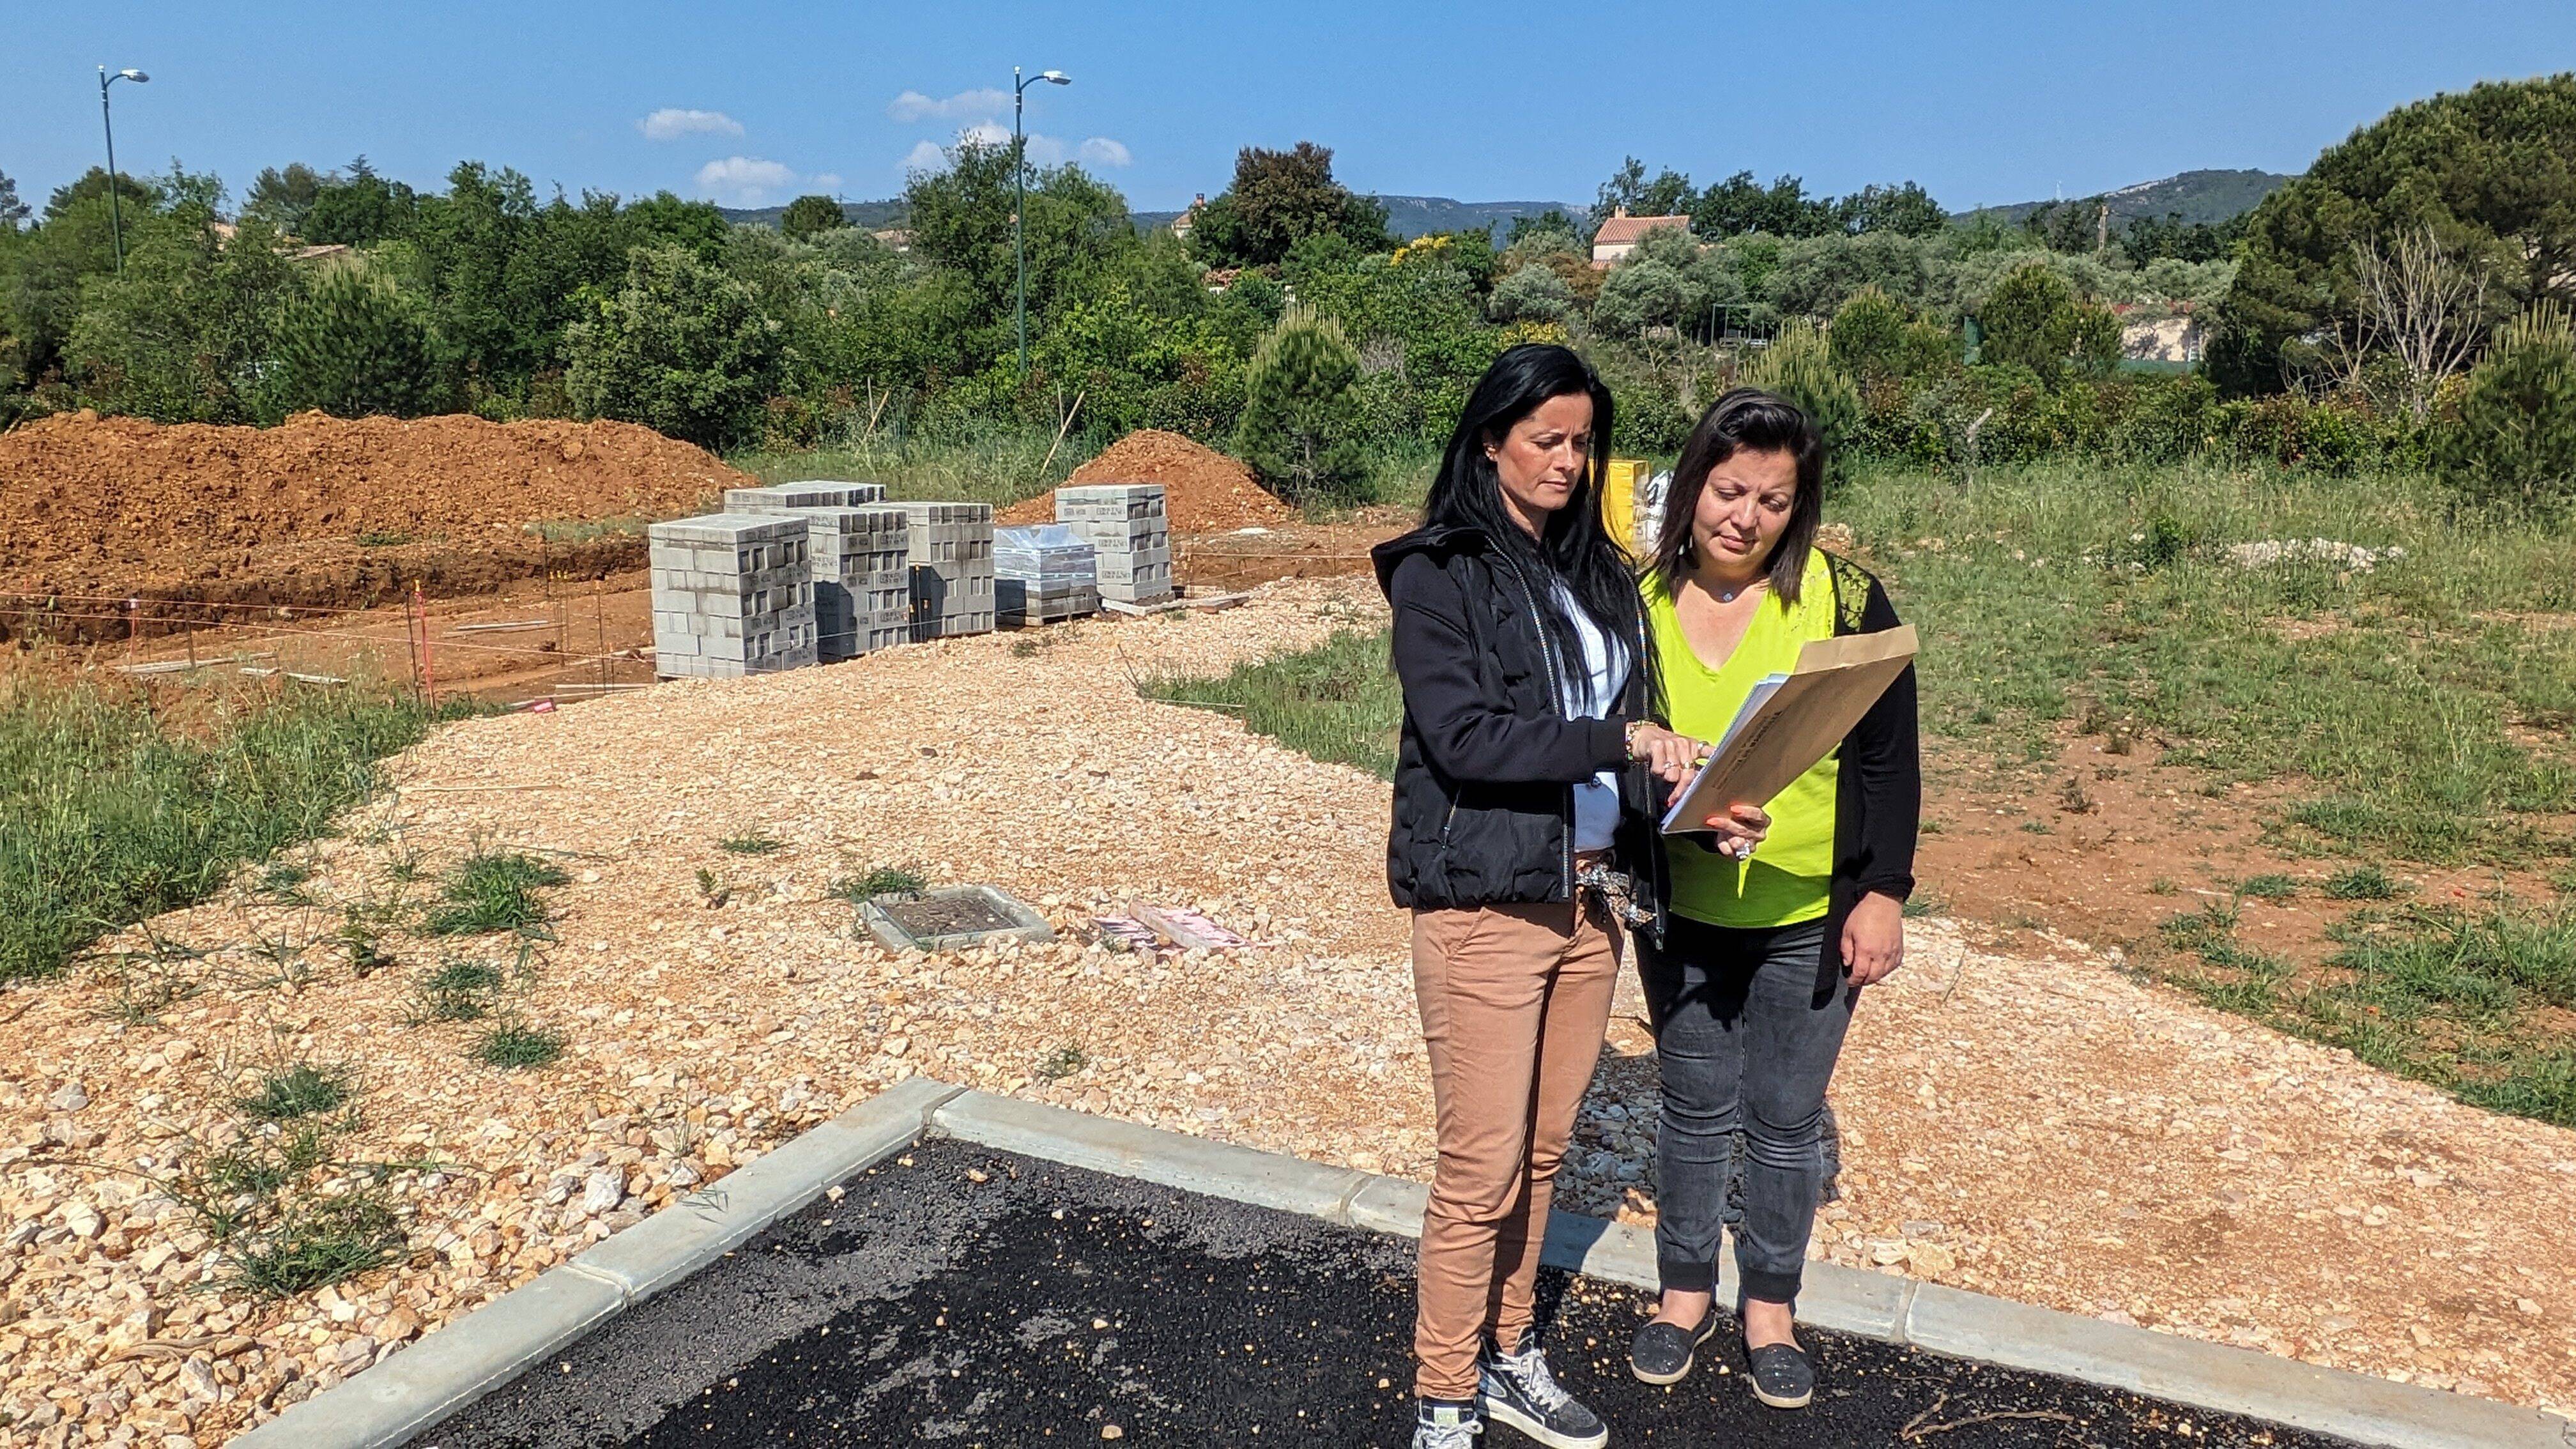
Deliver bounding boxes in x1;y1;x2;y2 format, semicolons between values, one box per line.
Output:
1744;319;1862;488
2440;302;2576;514
1234;304;1366;504
276;267;438;418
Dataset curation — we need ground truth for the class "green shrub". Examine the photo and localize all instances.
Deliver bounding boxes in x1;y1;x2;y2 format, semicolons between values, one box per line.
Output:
2439;303;2576;516
1743;320;1862;487
563;244;782;451
473;1019;566;1070
275;268;440;419
1234;304;1367;504
1827;286;1910;383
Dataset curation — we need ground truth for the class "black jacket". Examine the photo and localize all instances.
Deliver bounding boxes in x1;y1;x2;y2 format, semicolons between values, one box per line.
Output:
1372;525;1667;928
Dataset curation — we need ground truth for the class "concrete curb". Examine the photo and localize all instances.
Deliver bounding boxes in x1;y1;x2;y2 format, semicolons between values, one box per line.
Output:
924;1088;2572;1449
233;1075;963;1449
250;1078;2572;1449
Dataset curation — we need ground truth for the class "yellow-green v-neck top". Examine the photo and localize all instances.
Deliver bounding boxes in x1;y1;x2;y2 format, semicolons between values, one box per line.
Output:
1645;548;1839;928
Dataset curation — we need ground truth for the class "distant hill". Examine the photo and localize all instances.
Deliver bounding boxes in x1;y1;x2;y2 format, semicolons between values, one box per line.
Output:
1956;169;2296;228
719;194;1578;241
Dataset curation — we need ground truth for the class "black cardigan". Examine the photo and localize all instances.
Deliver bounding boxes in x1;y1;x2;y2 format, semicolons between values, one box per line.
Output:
1815;553;1922;995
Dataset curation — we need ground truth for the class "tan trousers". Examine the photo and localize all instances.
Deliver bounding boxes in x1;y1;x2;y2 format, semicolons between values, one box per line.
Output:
1410;895;1622;1400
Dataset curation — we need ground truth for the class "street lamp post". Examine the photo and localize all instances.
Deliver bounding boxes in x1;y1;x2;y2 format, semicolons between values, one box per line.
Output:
1013;66;1070;378
97;66;149;274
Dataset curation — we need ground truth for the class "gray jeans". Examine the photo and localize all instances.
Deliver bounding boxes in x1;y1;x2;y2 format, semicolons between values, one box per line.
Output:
1639;917;1851;1305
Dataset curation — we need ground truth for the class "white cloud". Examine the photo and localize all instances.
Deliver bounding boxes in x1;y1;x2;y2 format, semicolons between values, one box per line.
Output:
1079;137;1133;168
900;140;950;174
887;88;1010;123
693;156;799;206
809;172;843;191
639;107;744;142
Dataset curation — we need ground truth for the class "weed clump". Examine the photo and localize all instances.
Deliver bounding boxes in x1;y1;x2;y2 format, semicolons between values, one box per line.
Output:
1035;1043;1087;1081
2238;873;2298;901
235;1064;355;1122
425;851;567;936
475;1020;567;1070
2323;865;2399;901
410;959;505;1022
832;866;928;903
718;831;785;855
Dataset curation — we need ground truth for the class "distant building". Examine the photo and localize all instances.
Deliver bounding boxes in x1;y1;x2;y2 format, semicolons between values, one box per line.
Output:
1590;206;1690;267
1172;193;1208;243
871;228;911;254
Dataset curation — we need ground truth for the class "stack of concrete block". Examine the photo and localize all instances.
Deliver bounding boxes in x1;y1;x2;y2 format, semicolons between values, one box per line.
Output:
723;480;887;511
995;524;1099;625
898;502;996;640
804;506;913;660
1055;484;1174;605
647;514;818;679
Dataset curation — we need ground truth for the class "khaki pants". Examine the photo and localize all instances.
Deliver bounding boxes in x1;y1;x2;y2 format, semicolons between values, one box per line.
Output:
1410;895;1622;1400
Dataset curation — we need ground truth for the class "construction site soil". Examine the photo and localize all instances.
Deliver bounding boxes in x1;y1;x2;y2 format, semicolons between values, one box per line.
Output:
998;428;1294;533
0;411;747;638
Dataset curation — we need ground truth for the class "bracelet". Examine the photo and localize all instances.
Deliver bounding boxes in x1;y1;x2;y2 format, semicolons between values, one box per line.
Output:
1623;719;1650;760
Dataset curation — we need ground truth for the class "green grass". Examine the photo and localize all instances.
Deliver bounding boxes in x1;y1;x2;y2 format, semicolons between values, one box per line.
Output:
718;831;785;855
222;1192;407;1298
1138;630;1404;779
2237;873;2299;901
1034;1043;1087;1081
0;678;447;984
423;851;567;936
2323;864;2400;900
234;1063;355;1122
1831;458;2576;865
473;1020;567;1070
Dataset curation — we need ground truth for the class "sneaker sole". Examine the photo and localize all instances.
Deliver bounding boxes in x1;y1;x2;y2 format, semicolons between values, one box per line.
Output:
1628;1316;1719;1386
1480;1398;1609;1449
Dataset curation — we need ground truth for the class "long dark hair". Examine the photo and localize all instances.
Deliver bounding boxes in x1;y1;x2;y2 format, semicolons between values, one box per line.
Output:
1423;344;1637;670
1650;388;1825;606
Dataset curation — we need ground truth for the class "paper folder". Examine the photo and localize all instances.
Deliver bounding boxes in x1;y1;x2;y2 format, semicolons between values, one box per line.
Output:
1659;624;1917;834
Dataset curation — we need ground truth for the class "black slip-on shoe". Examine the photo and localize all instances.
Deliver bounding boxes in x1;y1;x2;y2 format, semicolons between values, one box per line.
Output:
1745;1340;1814;1409
1478;1338;1608;1449
1627;1311;1717;1386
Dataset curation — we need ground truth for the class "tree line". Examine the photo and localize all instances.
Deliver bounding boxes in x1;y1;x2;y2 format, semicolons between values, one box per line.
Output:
1;74;2568;516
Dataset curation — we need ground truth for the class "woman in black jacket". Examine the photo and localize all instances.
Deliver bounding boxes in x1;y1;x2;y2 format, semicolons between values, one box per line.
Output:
1373;345;1765;1449
1620;390;1920;1410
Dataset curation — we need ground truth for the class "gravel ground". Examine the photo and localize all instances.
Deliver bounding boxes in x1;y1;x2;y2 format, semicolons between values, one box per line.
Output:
3;577;2572;1446
427;1137;2357;1448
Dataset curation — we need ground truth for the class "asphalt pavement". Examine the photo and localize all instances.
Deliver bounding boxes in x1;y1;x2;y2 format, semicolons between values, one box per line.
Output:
420;1137;2354;1448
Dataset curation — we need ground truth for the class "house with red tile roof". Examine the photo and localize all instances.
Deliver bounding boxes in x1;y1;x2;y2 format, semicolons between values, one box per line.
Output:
1590;206;1691;266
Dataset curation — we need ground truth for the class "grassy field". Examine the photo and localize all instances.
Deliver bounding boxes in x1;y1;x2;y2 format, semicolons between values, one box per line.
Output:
0;673;451;984
731;425;1101;509
1144;457;2576;1126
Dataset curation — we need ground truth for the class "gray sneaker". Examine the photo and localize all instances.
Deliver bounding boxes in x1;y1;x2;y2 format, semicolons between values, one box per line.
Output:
1478;1337;1607;1449
1413;1399;1484;1448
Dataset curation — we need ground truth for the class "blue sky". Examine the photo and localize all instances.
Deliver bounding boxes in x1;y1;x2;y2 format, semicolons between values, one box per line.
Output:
7;1;2571;215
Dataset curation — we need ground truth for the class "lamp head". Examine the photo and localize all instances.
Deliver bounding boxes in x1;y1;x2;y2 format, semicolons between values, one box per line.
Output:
121;69;150;82
1040;70;1070;84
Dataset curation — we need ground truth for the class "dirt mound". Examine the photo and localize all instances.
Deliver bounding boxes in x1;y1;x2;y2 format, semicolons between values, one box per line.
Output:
1000;430;1294;533
0;410;747;627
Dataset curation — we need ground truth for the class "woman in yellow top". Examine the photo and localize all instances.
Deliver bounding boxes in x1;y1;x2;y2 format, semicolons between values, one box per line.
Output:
1623;389;1921;1410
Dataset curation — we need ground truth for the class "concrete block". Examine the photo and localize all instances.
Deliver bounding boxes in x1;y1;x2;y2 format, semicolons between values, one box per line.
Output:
1901;1284;2571;1448
227;1266;623;1449
930;1091;1365;1218
1342;1175;1428;1236
574;1077;961;1304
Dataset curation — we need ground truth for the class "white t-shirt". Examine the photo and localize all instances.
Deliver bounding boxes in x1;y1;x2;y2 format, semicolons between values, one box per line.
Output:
1551;583;1632;852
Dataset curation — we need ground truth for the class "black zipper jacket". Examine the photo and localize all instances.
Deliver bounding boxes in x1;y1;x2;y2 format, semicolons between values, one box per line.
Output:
1373;525;1669;934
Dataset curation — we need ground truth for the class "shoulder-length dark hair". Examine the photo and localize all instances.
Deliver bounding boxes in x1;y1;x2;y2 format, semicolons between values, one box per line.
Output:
1649;387;1825;606
1422;344;1636;664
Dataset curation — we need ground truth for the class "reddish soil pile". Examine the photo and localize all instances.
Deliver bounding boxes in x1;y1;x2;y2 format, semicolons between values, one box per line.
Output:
0;411;748;631
1002;430;1294;533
